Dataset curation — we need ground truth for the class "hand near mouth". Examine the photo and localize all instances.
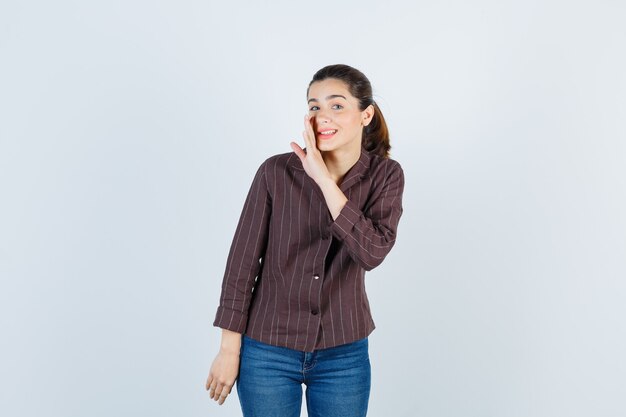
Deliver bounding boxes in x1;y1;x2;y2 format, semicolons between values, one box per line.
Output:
290;114;333;185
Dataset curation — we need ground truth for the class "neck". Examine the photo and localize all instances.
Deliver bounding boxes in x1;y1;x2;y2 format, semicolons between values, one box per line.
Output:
321;143;362;185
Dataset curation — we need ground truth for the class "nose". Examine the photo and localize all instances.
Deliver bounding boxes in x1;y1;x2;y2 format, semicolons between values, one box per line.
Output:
315;111;331;126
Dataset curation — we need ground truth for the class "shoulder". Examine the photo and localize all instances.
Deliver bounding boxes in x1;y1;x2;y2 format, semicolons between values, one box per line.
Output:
368;152;404;180
251;151;300;192
257;151;301;174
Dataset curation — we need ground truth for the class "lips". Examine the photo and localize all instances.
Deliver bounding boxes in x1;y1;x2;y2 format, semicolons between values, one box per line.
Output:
318;129;337;139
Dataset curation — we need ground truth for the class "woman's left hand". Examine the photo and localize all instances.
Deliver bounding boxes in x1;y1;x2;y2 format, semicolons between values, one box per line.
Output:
290;114;332;185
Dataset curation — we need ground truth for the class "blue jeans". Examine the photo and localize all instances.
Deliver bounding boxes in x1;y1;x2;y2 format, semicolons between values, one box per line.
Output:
236;335;371;417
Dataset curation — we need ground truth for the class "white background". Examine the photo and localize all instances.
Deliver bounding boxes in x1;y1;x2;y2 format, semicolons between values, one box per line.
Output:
1;1;625;416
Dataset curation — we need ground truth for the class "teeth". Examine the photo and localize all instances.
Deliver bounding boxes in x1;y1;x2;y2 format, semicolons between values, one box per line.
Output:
320;130;336;135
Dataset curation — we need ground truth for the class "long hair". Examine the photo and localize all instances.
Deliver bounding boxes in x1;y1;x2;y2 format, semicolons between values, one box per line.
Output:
307;64;391;158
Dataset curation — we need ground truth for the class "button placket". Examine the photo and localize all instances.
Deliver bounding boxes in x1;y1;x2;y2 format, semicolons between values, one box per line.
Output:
310;273;321;316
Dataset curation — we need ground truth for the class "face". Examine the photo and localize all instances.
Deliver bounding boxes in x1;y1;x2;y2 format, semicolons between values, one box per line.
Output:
307;78;374;154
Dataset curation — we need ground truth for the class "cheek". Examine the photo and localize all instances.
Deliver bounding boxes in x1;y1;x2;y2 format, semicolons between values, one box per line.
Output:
336;113;359;127
344;116;362;131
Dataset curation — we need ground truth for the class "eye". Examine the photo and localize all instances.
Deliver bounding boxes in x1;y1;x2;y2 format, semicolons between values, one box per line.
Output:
309;103;344;111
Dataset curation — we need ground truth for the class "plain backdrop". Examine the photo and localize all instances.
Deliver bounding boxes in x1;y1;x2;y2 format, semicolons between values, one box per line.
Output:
1;1;625;416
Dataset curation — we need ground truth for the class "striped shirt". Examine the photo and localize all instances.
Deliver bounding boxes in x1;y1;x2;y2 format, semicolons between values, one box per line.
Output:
213;146;405;352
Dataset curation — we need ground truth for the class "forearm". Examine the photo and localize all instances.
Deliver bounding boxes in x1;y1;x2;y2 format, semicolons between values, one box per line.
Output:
322;164;405;271
220;329;242;355
317;177;348;221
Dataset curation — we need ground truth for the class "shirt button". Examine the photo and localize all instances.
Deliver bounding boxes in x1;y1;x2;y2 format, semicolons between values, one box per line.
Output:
311;310;319;315
313;275;319;280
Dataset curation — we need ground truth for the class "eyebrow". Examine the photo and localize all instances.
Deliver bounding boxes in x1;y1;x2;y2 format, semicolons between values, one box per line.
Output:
307;94;347;104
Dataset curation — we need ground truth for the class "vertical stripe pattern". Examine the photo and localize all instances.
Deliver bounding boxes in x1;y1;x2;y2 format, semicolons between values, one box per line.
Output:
213;147;405;352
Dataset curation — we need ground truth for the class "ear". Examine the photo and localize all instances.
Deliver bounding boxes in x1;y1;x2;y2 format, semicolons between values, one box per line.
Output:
361;104;375;127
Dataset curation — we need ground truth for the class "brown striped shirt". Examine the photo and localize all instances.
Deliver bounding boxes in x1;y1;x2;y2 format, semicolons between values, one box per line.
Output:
213;147;405;352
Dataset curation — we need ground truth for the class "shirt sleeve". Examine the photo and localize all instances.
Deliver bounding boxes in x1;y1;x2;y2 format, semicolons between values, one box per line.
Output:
330;161;404;271
213;160;272;333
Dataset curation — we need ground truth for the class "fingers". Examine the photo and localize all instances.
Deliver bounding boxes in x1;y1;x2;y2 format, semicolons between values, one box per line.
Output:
206;373;219;401
214;381;235;404
218;383;233;405
303;113;317;152
214;382;225;401
208;378;216;398
207;376;235;405
290;141;305;161
301;130;310;153
291;113;315;162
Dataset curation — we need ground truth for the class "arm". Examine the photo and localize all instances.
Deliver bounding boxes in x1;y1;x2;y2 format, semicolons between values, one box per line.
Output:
207;162;272;405
213;160;272;333
206;329;242;405
291;114;404;271
317;177;349;221
318;162;405;271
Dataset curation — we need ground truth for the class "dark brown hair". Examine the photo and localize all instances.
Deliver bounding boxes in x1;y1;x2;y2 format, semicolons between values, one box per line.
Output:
307;64;391;158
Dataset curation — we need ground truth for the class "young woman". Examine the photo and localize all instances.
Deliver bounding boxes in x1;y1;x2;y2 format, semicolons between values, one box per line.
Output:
206;64;405;417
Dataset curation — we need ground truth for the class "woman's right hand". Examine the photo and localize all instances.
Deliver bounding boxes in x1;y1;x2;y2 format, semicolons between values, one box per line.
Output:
206;329;242;405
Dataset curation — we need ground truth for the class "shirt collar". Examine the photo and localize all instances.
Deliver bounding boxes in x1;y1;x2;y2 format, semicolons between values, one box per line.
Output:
287;147;373;193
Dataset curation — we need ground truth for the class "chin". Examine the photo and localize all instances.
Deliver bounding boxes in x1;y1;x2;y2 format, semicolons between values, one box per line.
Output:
317;142;336;152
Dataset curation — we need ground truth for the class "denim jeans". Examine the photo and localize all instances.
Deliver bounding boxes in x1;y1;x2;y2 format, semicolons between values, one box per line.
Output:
236;334;371;417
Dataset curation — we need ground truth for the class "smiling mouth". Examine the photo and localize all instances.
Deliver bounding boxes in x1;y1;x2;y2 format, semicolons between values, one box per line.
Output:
318;129;337;139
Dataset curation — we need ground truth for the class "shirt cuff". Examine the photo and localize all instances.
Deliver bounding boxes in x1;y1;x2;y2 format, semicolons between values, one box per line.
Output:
330;199;362;241
213;306;248;334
